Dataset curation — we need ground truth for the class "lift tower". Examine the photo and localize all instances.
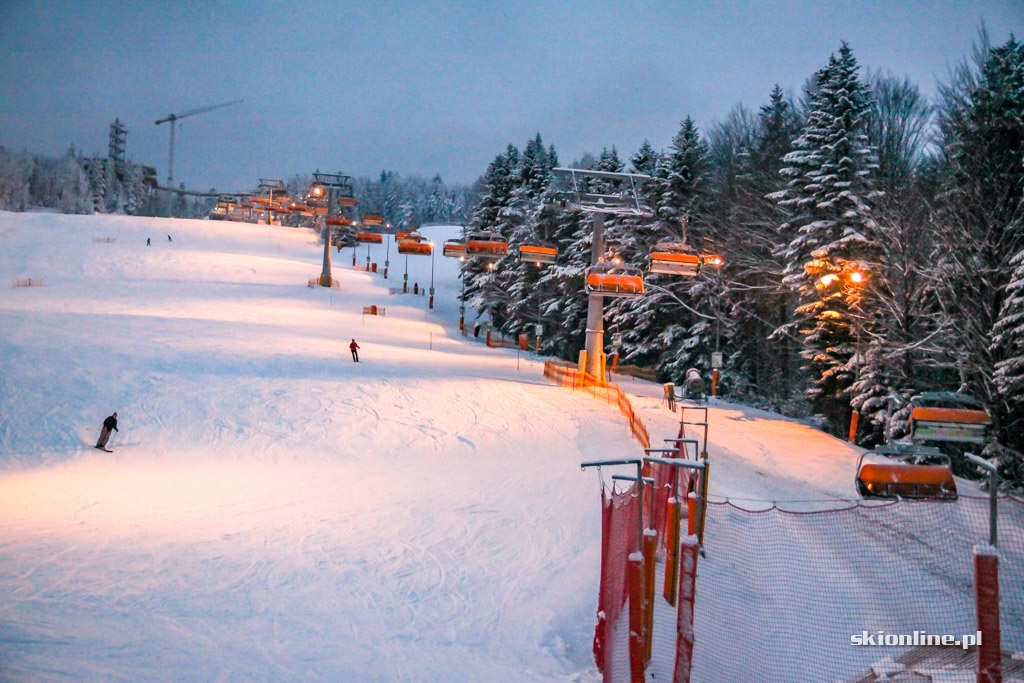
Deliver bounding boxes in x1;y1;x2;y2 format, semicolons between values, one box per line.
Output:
307;172;356;288
155;99;242;185
552;168;652;381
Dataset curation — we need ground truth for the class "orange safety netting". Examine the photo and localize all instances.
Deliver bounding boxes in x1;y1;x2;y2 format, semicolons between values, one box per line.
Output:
543;360;650;448
593;451;704;682
595;485;642;680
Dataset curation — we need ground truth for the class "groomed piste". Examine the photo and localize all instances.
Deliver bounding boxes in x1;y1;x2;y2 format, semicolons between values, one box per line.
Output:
1;211;1019;681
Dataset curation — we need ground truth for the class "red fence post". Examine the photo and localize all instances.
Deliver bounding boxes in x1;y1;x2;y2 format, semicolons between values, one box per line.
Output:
643;528;658;663
673;535;699;683
664;496;681;606
975;546;1001;683
687;492;697;537
628;552;646;682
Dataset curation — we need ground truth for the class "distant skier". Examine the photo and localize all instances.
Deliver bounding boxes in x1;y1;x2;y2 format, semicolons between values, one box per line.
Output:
167;234;173;242
146;237;151;246
350;339;360;362
95;412;119;451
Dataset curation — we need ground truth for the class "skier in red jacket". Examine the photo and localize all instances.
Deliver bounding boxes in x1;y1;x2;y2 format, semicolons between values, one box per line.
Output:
349;339;360;362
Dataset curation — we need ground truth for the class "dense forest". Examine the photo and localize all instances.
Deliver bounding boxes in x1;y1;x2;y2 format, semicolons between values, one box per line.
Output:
461;35;1024;486
0;148;475;227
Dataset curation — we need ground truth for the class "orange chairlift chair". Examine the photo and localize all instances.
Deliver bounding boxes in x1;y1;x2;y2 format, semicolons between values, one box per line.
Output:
585;263;645;298
443;240;467;258
519;243;558;265
465;231;508;259
856;443;958;500
907;392;991;445
649;246;704;276
355;232;383;244
397;233;433;255
854;392;986;500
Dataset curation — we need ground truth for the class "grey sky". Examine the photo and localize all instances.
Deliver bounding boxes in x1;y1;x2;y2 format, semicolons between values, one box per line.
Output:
1;1;1020;193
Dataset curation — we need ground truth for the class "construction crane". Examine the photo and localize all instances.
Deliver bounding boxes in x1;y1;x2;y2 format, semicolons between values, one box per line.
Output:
155;99;242;185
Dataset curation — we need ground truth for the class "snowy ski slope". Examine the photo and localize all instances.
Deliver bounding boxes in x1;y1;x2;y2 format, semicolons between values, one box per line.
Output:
1;210;1015;682
0;212;636;681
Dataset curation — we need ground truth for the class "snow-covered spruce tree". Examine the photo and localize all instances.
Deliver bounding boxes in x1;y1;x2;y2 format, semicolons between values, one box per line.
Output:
652;118;717;382
0;147;34;212
994;249;1024;412
722;85;804;405
502;134;557;339
936;35;1024;466
608;121;711;377
122;161;149;215
55;149;91;215
88;156;107;213
772;43;882;435
855;73;942;444
464;145;519;330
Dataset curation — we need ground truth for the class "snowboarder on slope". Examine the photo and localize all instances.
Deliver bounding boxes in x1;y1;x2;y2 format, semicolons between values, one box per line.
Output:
167;235;172;242
350;339;360;362
96;412;119;450
146;237;151;246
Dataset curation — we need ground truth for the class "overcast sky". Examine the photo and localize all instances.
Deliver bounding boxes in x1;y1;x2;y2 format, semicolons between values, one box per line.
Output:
1;1;1020;192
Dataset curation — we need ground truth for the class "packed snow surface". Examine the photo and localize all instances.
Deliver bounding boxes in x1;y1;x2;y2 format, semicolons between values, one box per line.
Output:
1;211;1013;682
1;213;627;681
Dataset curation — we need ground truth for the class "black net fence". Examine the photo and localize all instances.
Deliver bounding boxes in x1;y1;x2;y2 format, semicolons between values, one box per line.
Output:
691;495;1024;682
